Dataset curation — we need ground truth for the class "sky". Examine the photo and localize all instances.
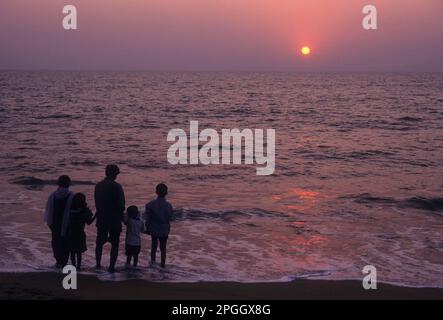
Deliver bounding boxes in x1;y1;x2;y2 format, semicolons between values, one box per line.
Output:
0;0;442;71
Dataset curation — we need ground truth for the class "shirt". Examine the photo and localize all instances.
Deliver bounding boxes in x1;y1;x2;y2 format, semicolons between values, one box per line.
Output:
125;217;144;246
144;197;174;238
94;177;125;228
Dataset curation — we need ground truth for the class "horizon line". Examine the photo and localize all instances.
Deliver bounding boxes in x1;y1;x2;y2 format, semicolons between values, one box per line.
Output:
1;68;442;74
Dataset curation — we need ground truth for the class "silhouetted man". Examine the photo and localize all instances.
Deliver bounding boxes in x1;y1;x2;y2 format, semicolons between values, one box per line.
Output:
94;165;125;273
44;175;74;267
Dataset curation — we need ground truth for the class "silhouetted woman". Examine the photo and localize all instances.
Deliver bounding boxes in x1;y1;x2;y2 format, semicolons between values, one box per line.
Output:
66;193;94;270
44;175;74;267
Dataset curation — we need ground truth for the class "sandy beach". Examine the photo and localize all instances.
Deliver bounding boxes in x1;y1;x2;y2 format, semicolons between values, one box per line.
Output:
1;272;442;300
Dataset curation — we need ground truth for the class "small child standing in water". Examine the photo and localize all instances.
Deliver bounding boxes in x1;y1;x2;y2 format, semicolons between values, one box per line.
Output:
67;193;94;270
124;206;144;267
145;183;174;268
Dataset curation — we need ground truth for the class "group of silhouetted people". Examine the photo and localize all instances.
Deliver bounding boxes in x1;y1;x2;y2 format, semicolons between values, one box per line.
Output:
44;165;173;273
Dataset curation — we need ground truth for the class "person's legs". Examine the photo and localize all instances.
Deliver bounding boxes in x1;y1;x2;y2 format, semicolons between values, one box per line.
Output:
77;253;82;270
151;236;158;264
60;237;69;266
159;237;168;268
51;230;61;265
108;227;121;273
125;244;131;265
133;254;138;267
51;229;68;267
95;227;108;269
70;251;76;266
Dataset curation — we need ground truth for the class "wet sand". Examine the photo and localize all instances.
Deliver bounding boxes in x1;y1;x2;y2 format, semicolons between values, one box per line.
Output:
1;272;442;300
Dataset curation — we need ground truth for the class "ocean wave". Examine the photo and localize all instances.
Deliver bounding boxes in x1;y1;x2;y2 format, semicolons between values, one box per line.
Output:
346;150;395;159
349;193;397;204
397;116;423;122
174;207;288;222
70;160;100;167
180;173;236;181
9;176;96;189
402;197;443;212
343;193;443;214
127;162;166;169
34;114;79;120
301;149;395;162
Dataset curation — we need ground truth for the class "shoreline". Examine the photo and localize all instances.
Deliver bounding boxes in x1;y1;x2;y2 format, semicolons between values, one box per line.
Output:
1;272;442;300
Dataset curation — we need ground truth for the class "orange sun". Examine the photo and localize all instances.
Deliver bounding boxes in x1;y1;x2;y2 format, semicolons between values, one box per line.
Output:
301;46;311;55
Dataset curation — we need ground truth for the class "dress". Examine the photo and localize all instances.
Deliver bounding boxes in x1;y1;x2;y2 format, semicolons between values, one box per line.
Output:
67;207;94;253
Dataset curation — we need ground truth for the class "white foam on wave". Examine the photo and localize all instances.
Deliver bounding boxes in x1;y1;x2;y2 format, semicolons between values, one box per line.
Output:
1;193;442;288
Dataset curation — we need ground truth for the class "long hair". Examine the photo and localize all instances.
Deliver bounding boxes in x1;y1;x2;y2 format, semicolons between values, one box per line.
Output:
71;193;87;210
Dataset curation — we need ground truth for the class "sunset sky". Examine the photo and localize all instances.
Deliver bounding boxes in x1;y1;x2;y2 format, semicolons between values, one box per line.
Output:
1;0;442;71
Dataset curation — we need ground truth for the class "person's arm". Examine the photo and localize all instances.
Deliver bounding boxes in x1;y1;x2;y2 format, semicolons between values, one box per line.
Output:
168;203;174;222
93;184;100;224
144;203;152;225
116;184;126;220
122;212;129;226
143;203;152;234
85;207;94;225
94;184;100;213
44;194;53;227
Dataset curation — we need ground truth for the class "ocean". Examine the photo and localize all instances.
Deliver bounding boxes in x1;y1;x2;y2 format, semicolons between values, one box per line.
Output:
0;71;442;286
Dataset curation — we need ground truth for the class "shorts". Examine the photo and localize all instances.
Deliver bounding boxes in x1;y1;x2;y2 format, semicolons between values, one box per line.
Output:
125;244;141;256
96;225;121;247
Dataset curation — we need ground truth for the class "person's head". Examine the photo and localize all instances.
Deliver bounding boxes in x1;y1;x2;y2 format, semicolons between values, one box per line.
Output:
127;205;139;219
72;193;87;210
57;175;71;188
105;164;120;180
156;183;168;198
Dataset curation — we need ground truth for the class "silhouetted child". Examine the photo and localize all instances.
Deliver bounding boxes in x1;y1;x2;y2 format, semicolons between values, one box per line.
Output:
144;183;174;268
66;193;94;270
124;206;144;267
